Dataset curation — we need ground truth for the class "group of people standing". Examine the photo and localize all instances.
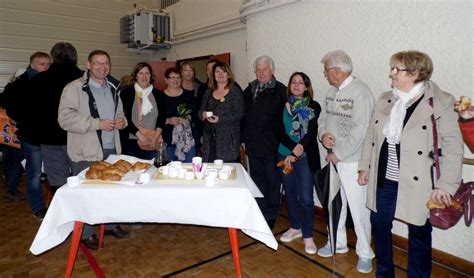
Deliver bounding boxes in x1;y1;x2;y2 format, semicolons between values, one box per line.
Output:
238;49;463;278
1;42;467;277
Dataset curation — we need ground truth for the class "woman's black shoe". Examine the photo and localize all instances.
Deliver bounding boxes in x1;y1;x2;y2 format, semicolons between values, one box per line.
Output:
104;225;130;239
80;234;99;250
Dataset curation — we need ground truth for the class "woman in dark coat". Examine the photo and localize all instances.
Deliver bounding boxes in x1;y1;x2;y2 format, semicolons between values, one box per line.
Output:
199;61;244;162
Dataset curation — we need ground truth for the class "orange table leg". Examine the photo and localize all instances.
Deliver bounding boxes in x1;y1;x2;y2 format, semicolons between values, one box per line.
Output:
65;221;84;278
228;228;241;278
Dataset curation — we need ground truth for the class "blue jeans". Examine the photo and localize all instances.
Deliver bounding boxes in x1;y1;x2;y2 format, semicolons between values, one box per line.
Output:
371;179;432;278
167;145;196;162
279;154;314;238
21;142;45;213
3;145;24;193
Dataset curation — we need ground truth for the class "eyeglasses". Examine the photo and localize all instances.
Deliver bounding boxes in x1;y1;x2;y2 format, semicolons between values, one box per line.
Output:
390;67;410;74
323;67;337;75
167;76;181;80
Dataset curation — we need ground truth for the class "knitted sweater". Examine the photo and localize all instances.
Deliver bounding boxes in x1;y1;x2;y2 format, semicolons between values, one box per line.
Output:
318;78;375;162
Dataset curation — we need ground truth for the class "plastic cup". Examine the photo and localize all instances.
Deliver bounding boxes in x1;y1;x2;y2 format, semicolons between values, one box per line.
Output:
178;168;187;179
169;161;182;168
168;167;178;178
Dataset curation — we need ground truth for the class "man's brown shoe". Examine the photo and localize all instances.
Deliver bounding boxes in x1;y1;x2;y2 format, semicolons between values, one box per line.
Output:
80;234;99;250
104;225;130;239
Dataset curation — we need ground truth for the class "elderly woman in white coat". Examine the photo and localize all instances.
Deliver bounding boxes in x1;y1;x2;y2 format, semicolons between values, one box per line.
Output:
357;50;463;278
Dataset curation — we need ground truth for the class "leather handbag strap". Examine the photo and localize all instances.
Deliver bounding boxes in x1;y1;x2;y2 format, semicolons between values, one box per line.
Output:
429;97;441;180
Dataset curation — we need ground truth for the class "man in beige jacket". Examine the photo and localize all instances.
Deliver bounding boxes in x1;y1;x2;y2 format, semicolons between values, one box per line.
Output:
58;50;129;250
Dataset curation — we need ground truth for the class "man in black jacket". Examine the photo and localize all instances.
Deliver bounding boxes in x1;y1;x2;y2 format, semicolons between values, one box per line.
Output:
32;42;84;197
6;51;51;219
242;55;287;228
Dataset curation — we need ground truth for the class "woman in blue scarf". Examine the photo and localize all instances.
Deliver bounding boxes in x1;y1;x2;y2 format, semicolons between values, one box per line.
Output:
277;72;321;254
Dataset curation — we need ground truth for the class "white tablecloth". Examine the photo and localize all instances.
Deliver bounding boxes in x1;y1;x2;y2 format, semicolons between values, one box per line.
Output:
30;163;277;255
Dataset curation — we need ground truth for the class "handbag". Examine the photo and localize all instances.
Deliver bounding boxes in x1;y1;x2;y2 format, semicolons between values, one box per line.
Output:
428;97;473;229
0;109;20;149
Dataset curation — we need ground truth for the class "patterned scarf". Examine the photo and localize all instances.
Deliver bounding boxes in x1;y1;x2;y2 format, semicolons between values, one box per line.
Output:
289;96;315;140
254;80;272;101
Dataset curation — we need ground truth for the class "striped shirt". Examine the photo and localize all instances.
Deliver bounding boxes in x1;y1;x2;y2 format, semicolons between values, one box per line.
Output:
385;142;399;181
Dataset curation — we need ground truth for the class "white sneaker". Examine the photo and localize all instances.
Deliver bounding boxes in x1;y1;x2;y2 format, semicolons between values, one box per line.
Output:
303;238;317;254
280;228;302;243
317;243;349;257
356;257;373;273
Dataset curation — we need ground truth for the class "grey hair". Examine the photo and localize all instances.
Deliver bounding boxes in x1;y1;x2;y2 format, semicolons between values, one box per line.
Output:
253;55;275;72
321;50;353;73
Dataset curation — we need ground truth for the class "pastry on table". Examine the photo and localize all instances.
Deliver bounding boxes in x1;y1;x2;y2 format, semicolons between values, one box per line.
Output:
89;161;112;171
114;159;133;172
85;169;102;179
99;173;121;181
132;161;152;171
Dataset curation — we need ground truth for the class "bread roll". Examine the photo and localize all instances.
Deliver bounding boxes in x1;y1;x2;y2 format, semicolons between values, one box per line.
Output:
90;161;111;171
113;163;129;173
132;162;151;171
103;167;126;177
85;169;102;179
100;173;121;181
115;159;132;171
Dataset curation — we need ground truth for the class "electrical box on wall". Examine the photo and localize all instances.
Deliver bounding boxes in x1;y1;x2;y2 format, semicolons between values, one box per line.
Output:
120;10;172;51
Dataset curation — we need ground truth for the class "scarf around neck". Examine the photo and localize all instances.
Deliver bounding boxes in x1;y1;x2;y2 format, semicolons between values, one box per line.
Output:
134;83;153;116
289;95;315;140
383;81;425;144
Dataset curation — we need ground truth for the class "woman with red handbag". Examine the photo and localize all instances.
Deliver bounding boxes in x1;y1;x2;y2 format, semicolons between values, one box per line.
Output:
357;51;463;277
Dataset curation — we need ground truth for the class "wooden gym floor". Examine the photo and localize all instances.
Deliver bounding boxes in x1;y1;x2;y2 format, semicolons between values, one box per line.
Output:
0;177;469;277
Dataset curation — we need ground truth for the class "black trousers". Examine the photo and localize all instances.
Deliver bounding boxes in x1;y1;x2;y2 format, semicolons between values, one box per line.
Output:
248;155;282;224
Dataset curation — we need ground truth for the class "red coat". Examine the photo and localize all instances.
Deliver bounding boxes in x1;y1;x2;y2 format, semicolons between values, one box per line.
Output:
459;118;474;152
